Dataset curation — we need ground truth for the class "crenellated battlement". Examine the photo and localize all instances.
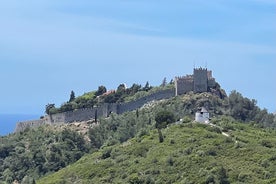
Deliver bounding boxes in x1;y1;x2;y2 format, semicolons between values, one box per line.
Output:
175;75;193;80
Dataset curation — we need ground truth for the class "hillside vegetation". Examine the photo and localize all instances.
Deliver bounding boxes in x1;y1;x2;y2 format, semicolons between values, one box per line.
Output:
1;88;276;183
0;126;89;183
38;121;276;184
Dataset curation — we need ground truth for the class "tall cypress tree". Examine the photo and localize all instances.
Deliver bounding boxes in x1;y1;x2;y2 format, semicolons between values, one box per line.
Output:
69;90;75;102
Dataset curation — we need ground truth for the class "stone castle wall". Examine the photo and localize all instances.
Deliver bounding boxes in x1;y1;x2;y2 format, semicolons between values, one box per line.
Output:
15;119;46;132
118;89;175;114
15;89;175;132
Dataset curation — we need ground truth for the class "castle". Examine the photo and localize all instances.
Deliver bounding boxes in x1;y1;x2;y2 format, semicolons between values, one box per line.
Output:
175;68;216;96
15;68;217;132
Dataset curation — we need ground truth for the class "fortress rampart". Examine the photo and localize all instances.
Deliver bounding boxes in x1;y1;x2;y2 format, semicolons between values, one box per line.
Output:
15;89;175;132
15;68;217;132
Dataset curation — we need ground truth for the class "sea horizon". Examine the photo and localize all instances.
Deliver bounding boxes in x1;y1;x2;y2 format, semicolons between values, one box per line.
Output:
0;114;40;136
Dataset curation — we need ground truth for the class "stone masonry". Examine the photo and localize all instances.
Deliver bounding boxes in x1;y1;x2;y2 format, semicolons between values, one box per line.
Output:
175;67;216;95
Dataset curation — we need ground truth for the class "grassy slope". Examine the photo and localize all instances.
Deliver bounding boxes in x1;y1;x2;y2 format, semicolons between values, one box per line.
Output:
38;122;276;184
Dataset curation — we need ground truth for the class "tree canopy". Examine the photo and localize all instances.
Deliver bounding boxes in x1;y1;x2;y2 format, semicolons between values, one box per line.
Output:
155;110;176;129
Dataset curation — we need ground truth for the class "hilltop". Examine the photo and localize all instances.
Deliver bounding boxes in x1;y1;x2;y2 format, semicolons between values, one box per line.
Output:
1;90;276;183
15;68;226;133
1;68;276;183
38;121;276;183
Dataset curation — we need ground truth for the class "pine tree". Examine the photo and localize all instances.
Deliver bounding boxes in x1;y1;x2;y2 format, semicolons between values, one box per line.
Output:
143;81;151;91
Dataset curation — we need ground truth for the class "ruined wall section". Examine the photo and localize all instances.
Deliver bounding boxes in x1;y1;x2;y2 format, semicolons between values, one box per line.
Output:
208;78;216;88
15;119;46;132
175;76;194;96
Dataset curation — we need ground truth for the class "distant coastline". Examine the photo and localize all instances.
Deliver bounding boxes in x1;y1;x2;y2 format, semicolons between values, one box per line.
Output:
0;114;39;136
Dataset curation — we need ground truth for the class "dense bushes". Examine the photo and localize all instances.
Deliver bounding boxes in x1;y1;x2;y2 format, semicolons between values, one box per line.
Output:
227;90;275;127
38;123;276;184
0;127;89;183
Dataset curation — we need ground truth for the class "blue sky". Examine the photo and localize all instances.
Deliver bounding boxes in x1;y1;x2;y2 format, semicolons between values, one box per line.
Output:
0;0;275;116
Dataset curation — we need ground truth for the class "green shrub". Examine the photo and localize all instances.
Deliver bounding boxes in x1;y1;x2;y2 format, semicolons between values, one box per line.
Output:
196;150;205;157
206;149;217;156
205;174;215;183
183;147;193;155
260;159;269;168
166;156;174;166
238;172;252;182
263;171;271;179
260;140;273;148
128;175;144;184
102;148;112;159
152;158;158;164
206;126;222;134
137;129;149;138
182;116;192;123
170;139;175;144
133;145;148;157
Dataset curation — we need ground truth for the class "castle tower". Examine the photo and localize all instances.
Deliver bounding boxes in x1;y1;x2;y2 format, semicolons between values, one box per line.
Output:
193;68;208;93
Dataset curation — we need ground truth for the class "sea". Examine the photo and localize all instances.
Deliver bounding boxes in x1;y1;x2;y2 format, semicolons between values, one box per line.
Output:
0;114;39;136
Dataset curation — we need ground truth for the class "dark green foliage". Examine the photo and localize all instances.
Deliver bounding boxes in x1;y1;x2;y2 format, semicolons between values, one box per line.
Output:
182;116;192;123
155;110;175;143
59;102;75;112
128;83;142;95
158;129;164;143
143;81;151;91
87;109;154;149
260;139;274;148
102;148;112;159
228;90;275;127
166;156;174;166
88;126;106;149
155;110;176;129
69;90;75;102
206;126;222;134
0;127;89;183
95;85;107;96
45;103;55;115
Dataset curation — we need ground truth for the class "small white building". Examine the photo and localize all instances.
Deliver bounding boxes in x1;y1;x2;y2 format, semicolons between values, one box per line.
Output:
195;107;209;123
